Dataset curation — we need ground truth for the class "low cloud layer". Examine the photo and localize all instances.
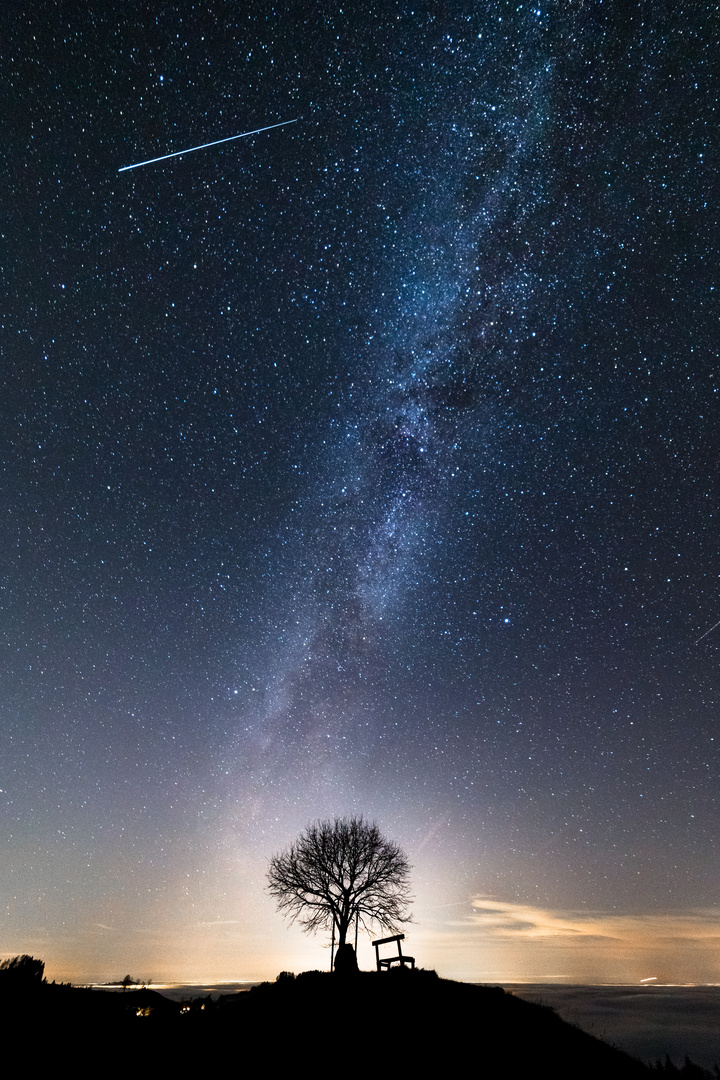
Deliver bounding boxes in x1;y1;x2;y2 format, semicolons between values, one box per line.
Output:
437;899;720;984
470;899;720;946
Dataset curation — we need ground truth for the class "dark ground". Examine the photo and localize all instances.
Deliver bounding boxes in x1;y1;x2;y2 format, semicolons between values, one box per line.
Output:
3;967;695;1077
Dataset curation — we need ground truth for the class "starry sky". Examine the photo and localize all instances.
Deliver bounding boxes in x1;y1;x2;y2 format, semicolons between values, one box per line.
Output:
2;2;719;984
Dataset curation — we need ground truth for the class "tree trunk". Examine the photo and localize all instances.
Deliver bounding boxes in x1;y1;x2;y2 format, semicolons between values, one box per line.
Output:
336;895;352;951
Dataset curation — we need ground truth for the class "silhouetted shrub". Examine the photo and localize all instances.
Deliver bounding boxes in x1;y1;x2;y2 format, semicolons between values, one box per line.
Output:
0;955;45;985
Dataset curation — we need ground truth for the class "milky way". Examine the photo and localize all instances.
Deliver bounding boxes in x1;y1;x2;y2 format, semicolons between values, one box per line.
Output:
2;3;718;981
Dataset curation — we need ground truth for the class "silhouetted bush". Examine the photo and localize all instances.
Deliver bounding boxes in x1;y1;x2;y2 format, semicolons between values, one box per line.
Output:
653;1055;717;1079
0;955;45;985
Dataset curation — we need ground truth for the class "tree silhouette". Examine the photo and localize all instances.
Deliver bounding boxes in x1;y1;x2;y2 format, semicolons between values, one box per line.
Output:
0;955;45;985
267;817;412;961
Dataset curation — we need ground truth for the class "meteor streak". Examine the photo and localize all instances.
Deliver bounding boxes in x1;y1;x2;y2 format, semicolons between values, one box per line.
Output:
695;617;720;645
118;118;298;172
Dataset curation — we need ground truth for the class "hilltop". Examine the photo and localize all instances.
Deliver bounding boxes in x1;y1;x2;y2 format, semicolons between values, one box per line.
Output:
1;965;668;1077
218;968;655;1076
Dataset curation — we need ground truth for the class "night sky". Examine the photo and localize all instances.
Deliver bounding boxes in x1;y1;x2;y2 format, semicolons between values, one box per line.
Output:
3;3;719;983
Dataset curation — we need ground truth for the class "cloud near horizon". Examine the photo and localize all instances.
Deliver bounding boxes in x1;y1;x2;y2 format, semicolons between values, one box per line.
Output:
468;899;720;946
429;899;720;983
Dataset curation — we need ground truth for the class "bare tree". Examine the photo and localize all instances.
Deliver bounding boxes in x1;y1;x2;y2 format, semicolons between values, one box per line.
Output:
267;817;412;960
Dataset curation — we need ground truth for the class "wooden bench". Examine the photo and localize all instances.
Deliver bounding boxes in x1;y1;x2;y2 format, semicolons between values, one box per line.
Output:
371;933;415;972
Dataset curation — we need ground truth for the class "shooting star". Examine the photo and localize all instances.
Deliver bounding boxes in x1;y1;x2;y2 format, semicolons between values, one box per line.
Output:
695;617;720;645
118;118;298;173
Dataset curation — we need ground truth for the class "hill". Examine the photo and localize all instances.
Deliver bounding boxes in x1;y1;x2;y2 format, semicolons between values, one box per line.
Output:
220;968;655;1076
0;966;667;1076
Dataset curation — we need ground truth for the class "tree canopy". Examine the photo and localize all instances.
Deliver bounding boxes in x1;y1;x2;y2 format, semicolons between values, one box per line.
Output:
0;955;45;984
267;816;412;959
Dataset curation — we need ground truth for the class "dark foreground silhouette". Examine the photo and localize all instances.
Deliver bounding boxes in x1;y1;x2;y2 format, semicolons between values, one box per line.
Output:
2;964;713;1077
